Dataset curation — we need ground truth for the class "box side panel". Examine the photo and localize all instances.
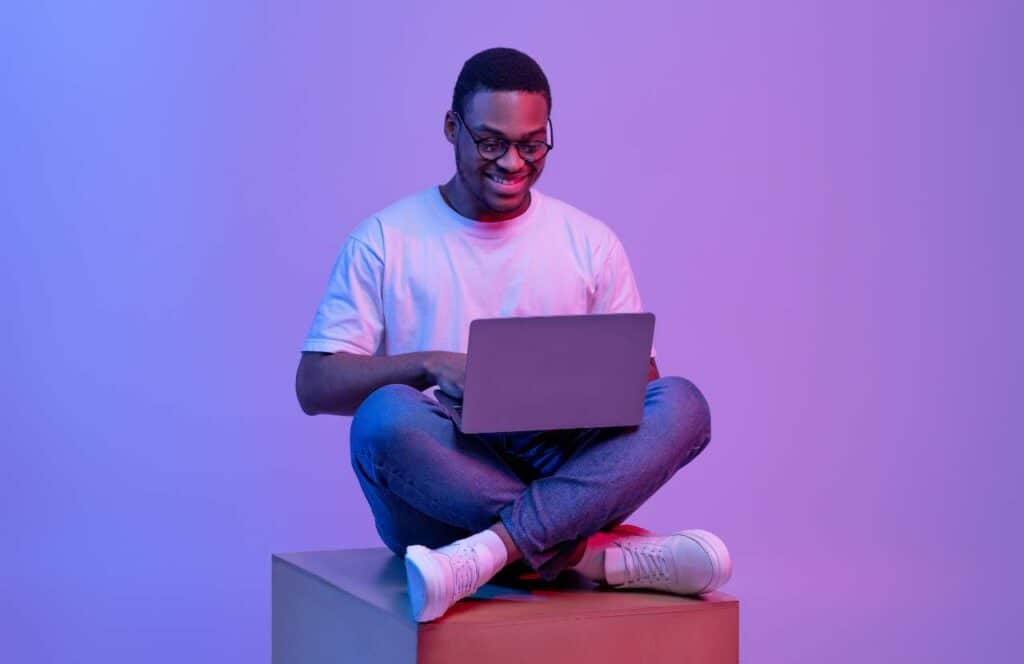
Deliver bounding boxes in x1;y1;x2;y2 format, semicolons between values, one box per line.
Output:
273;557;417;664
419;604;738;664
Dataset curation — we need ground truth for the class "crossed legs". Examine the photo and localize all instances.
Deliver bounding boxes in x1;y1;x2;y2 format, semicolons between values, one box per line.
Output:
349;376;712;580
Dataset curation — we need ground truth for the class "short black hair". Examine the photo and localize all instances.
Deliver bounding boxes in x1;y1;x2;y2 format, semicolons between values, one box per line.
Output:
452;47;552;118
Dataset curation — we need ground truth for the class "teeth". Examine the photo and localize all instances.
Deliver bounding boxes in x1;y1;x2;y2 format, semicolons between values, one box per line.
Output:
489;174;523;185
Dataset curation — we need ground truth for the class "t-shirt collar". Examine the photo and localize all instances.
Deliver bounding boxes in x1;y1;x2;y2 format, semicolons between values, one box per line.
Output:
432;185;539;238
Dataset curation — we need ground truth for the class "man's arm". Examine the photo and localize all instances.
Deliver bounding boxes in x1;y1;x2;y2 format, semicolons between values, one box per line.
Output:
648;356;661;382
298;351;658;415
295;350;466;416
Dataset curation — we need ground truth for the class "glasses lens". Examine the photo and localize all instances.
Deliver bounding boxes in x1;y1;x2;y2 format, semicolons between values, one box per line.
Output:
516;142;549;161
477;139;507;160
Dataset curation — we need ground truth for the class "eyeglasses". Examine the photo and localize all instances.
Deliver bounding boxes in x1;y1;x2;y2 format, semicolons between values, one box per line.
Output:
454;111;554;162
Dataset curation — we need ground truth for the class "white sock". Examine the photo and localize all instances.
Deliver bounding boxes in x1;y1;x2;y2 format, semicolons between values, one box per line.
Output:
572;526;654;583
437;529;508;587
572;543;607;582
603;546;628;586
572;530;629;583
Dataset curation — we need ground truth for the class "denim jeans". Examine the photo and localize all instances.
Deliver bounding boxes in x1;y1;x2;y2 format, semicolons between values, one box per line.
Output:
349;376;712;581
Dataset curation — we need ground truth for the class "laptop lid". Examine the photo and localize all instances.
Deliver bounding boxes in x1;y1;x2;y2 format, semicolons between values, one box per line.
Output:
458;313;655;434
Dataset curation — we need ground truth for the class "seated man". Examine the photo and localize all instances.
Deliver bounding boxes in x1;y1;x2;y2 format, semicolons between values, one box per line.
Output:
295;47;732;623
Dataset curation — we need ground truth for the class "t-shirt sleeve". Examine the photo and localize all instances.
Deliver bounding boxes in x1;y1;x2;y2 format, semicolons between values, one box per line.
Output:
302;229;385;356
591;235;644;315
591;234;657;358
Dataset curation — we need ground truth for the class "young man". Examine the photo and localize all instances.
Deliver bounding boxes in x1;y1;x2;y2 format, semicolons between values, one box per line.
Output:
296;48;732;622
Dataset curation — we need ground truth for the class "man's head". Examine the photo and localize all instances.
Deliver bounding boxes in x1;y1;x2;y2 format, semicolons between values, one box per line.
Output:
451;47;552;119
443;48;553;221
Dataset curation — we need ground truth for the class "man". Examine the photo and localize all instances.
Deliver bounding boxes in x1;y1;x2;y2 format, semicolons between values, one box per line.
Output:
296;47;731;623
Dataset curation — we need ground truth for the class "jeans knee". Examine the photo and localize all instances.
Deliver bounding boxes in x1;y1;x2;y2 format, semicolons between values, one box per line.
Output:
654;376;712;454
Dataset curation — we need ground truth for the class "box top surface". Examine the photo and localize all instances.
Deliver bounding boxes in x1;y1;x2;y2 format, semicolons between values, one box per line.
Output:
274;547;737;629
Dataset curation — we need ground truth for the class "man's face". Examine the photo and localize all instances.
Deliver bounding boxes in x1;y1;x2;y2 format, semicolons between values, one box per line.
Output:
446;90;550;220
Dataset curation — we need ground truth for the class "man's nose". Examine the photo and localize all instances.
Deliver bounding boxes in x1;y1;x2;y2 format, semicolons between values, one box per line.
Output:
496;145;526;171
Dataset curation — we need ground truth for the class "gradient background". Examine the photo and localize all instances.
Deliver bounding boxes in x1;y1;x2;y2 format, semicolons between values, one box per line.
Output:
2;1;1021;662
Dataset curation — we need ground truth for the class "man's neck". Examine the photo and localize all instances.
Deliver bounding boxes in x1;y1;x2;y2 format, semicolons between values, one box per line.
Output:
440;178;530;222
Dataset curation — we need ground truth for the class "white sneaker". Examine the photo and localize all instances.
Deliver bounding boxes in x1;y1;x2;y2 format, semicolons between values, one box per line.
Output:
404;542;492;622
604;529;732;595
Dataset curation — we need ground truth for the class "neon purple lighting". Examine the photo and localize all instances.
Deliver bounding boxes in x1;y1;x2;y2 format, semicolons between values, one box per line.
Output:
2;2;1019;662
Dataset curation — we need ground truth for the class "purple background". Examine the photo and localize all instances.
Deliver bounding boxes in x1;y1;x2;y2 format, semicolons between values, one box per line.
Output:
3;1;1020;662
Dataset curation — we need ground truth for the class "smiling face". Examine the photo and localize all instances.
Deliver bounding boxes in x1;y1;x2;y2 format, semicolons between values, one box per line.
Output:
442;90;550;221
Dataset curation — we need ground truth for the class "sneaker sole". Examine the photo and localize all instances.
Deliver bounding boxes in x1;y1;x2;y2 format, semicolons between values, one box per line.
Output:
676;529;733;594
404;545;449;622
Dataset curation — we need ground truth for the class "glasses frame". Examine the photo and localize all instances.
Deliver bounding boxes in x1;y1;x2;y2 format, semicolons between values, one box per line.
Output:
453;111;554;163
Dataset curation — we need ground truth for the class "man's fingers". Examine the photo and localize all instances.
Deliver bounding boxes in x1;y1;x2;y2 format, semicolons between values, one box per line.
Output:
438;383;464;401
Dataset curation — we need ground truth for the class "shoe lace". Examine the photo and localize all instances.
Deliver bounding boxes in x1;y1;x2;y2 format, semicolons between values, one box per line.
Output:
621;542;671;585
446;543;482;601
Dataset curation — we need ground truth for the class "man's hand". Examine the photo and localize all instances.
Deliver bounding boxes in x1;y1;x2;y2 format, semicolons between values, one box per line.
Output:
423;351;467;399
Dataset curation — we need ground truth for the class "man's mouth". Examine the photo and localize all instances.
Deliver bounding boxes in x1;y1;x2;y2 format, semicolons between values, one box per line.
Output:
486;172;529;193
487;173;527;184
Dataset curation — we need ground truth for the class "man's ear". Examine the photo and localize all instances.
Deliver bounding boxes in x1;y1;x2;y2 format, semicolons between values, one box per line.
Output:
443;111;457;145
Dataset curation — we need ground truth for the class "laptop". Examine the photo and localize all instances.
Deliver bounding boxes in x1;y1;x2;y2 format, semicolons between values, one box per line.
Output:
436;313;655;434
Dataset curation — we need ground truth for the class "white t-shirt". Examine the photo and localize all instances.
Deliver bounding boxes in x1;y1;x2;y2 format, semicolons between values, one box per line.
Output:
303;186;652;357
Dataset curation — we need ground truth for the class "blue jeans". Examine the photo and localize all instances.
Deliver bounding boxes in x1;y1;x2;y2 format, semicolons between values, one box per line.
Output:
349;376;712;581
